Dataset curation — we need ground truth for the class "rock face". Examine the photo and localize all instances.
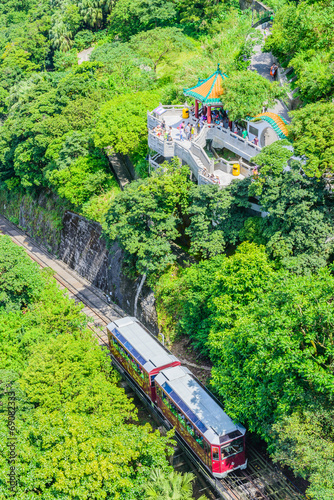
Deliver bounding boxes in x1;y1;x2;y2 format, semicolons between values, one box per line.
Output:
239;0;270;12
0;189;68;254
0;188;159;332
59;211;158;333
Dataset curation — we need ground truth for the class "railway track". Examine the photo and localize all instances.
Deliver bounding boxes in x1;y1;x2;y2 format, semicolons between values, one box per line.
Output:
0;215;121;347
0;215;305;500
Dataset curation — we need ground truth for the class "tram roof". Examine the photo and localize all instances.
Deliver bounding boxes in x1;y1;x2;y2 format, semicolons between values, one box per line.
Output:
155;366;245;445
107;317;179;373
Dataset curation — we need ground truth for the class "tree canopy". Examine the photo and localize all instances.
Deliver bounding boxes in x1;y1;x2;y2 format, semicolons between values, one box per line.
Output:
221;70;284;121
0;236;175;499
289;101;334;177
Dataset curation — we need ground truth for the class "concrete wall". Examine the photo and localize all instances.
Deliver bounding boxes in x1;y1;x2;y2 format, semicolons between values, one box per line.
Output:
0;188;69;255
59;212;158;333
0;189;158;333
239;0;270;13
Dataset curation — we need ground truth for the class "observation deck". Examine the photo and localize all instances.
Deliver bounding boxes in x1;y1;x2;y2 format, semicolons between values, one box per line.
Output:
147;106;263;187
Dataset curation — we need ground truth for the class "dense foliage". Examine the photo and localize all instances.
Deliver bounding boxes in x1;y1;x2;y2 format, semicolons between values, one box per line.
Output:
103;161;249;277
221;70;284;120
0;236;176;499
156;243;334;499
1;0;334;498
265;0;334;104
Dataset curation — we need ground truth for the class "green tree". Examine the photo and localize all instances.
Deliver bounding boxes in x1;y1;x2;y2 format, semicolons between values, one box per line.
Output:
155;242;275;354
145;469;207;500
130;27;192;73
208;267;334;498
103;161;191;277
289;50;334;103
90;42;156;94
251;144;334;273
0;42;38;72
108;0;176;39
209;267;334;428
289;101;334;177
186;181;249;259
265;1;334;63
0;235;44;310
221;70;285;121
94;90;160;155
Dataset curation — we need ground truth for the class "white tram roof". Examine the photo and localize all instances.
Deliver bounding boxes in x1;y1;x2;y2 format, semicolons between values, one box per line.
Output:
107;317;179;373
155;366;246;446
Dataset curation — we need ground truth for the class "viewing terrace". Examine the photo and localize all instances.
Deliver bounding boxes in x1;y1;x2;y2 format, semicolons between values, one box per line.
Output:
147;105;261;187
147;65;289;187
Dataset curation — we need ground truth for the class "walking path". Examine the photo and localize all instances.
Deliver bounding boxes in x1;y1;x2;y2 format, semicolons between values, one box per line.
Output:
77;46;94;65
250;26;290;122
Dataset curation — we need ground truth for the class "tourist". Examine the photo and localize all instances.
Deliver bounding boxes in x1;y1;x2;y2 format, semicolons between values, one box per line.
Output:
270;63;278;80
190;125;195;140
179;128;184;141
242;129;248;140
185;124;191;140
253;136;259;146
234;125;238;135
167;127;173;141
161;118;166;130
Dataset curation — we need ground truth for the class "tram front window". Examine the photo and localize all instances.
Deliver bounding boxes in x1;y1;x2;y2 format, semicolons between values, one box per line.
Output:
221;438;243;459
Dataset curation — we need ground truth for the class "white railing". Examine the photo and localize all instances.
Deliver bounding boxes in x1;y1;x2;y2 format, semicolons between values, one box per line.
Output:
207;126;261;160
147;112;161;129
195;126;207;148
174;142;203;180
198;174;216;185
148;132;174;157
190;142;213;172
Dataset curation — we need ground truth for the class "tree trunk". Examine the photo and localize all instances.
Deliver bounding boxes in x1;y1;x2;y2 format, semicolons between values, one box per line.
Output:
134;273;147;318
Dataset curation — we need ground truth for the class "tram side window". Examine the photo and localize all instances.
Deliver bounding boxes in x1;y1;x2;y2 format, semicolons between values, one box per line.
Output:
161;391;205;448
203;440;211;458
194;430;204;449
111;337;145;379
221;437;244;459
186;419;195;437
162;392;186;427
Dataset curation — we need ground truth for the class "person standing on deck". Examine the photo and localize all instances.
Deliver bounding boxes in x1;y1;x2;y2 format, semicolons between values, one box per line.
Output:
185;123;191;141
190;125;195;140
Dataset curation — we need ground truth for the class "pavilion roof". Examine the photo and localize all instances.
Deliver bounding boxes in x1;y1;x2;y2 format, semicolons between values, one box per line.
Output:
183;64;228;105
250;112;289;139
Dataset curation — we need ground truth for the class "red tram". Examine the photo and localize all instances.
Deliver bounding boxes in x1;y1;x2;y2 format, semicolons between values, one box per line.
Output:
107;317;180;401
107;317;247;478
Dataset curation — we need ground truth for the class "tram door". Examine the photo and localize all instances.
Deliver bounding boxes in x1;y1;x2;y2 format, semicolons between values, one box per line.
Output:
211;446;221;474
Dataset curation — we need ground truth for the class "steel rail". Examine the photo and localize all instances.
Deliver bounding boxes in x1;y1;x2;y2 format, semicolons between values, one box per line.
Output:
0;215;305;500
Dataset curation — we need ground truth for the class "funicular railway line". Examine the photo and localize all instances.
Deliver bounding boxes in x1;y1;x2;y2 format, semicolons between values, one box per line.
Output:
0;214;304;500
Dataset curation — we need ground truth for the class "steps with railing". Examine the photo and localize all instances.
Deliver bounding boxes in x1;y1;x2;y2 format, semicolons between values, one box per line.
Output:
147;110;261;185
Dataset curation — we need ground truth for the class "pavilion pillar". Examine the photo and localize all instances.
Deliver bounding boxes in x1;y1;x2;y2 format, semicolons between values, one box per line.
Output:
195;100;199;118
207;106;212;124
